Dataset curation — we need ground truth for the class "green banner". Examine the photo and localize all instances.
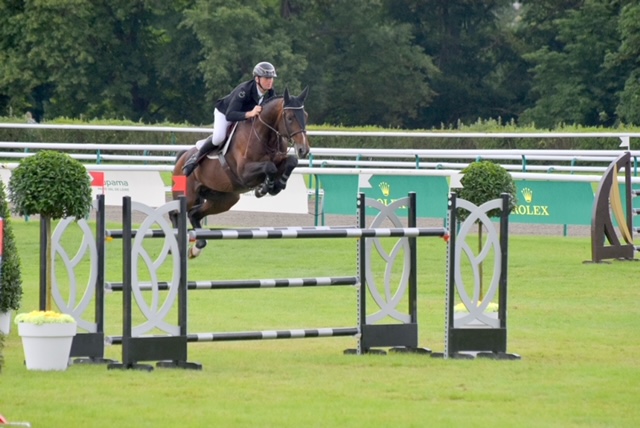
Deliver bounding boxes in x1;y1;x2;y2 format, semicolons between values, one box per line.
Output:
318;174;638;228
318;175;359;215
511;180;594;225
361;175;449;218
319;174;449;218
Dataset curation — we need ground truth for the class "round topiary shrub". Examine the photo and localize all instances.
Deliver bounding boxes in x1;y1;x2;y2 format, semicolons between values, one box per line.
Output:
9;151;92;219
8;151;92;310
457;161;517;220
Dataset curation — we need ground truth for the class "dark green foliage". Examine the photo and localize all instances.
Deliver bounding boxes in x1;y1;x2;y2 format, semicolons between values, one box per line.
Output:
1;1;640;128
0;331;4;373
0;180;22;313
457;161;517;220
8;151;92;219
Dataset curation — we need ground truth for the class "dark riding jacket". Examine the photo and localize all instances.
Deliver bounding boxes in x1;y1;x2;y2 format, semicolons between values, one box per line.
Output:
215;80;276;122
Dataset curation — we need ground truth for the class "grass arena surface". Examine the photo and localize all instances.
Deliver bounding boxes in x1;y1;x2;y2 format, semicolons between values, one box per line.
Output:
1;218;639;427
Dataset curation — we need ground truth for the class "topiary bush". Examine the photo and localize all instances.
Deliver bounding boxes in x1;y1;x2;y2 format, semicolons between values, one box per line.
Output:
456;161;517;300
0;180;22;314
8;151;92;310
457;161;517;221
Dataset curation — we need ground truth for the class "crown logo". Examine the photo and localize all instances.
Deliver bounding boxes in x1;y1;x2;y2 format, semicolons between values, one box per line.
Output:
521;187;533;203
379;181;390;197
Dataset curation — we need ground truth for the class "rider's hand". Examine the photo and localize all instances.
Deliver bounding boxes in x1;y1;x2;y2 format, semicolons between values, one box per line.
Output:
247;105;262;119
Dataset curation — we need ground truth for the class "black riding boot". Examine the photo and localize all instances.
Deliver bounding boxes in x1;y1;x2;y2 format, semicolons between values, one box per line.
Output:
183;138;215;177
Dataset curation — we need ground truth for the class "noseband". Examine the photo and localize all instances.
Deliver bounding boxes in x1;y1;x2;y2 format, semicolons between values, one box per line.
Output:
257;104;307;146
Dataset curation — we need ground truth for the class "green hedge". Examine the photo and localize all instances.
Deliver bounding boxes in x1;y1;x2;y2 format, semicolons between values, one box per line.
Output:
0;116;636;153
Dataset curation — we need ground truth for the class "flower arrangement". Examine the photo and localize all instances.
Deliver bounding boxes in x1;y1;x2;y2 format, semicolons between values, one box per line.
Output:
454;302;499;313
14;310;75;325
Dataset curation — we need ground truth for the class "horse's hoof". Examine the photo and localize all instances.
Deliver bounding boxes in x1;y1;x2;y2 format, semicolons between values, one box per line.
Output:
188;245;201;259
254;188;267;198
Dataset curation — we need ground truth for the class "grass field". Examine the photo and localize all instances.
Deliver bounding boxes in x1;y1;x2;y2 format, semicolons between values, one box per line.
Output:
1;218;639;427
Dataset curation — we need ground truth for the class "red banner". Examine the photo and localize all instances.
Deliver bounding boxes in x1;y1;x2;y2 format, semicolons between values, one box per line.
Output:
173;175;187;194
89;171;105;187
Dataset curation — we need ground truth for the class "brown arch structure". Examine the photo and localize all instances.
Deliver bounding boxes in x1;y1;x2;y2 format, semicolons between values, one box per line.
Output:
590;152;635;262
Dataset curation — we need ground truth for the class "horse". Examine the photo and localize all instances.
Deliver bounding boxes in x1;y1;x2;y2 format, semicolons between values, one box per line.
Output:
170;87;310;258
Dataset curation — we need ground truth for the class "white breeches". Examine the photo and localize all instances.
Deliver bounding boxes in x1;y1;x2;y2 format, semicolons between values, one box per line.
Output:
196;108;230;149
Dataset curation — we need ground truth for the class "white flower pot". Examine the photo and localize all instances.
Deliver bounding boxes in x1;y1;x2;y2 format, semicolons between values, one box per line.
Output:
17;322;77;371
0;311;11;334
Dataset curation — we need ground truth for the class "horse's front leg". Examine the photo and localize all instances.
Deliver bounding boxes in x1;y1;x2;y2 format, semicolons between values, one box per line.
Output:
270;156;299;196
241;161;278;198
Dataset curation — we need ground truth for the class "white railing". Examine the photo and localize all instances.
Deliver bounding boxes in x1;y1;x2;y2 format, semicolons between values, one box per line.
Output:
1;123;638;179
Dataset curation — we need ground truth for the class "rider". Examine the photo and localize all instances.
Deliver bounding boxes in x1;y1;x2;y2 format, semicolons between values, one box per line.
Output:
182;61;278;177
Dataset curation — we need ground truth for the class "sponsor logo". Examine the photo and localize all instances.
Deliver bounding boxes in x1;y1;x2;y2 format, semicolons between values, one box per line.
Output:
512;187;550;216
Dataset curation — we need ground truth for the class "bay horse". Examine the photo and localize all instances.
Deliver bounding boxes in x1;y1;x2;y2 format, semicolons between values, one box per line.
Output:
171;87;310;258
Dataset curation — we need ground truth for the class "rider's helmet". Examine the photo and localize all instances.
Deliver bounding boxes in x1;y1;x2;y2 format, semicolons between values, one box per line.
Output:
253;62;277;78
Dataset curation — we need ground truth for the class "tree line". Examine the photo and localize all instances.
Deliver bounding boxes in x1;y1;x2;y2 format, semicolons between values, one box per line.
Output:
1;0;638;130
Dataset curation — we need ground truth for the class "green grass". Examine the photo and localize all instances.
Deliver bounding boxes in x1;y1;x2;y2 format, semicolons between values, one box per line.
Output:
1;219;640;427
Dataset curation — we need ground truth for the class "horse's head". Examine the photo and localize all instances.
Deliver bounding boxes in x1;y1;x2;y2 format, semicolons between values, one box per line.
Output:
281;87;310;159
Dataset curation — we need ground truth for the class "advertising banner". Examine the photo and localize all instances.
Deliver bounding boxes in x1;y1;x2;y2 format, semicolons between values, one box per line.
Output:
319;174;449;218
511;180;594;225
91;171;166;207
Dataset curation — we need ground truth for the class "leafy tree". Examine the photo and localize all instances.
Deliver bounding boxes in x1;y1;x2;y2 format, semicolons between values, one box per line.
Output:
518;1;623;128
9;151;92;311
0;180;22;314
386;0;527;127
606;3;640;125
184;0;307;106
295;0;438;127
0;0;206;123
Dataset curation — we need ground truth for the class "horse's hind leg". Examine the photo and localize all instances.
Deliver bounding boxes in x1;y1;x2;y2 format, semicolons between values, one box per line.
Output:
187;191;240;259
186;202;210;258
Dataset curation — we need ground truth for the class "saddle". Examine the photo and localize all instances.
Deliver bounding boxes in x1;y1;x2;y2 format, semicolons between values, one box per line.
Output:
199;123;239;160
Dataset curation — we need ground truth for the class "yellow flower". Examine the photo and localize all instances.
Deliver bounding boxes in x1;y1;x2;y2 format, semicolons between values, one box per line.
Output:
14;310;75;325
454;301;499;313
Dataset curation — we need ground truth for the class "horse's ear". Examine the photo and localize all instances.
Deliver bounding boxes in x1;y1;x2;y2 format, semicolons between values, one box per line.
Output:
299;86;309;102
283;87;291;103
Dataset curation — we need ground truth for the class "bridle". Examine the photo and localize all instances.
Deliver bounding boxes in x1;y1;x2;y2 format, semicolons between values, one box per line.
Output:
257;103;307;148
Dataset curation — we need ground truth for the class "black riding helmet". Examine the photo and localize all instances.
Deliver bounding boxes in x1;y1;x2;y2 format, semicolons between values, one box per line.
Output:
253;62;277;78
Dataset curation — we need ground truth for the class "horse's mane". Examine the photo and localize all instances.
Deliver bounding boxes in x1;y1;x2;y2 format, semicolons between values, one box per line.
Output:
262;95;283;107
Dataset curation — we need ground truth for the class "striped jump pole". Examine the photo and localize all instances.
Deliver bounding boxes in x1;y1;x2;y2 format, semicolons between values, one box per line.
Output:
190;226;448;241
109;327;359;346
105;276;358;291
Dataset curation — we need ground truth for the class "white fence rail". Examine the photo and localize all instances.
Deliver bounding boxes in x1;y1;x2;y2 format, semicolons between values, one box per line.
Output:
1;123;639;181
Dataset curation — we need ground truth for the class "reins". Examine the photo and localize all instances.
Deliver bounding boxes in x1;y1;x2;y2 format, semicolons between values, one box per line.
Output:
257;103;307;151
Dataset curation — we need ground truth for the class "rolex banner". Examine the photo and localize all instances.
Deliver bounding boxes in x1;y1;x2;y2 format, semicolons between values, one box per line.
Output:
319;174;601;226
511;180;594;225
319;174;449;218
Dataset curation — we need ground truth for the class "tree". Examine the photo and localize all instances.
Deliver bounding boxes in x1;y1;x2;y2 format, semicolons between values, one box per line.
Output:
9;151;92;311
296;0;438;127
0;180;22;314
606;3;640;125
457;161;516;299
183;0;308;111
0;0;207;123
518;1;623;128
386;0;527;127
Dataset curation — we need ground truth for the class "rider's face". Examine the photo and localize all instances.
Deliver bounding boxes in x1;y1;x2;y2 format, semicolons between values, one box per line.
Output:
257;76;274;91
